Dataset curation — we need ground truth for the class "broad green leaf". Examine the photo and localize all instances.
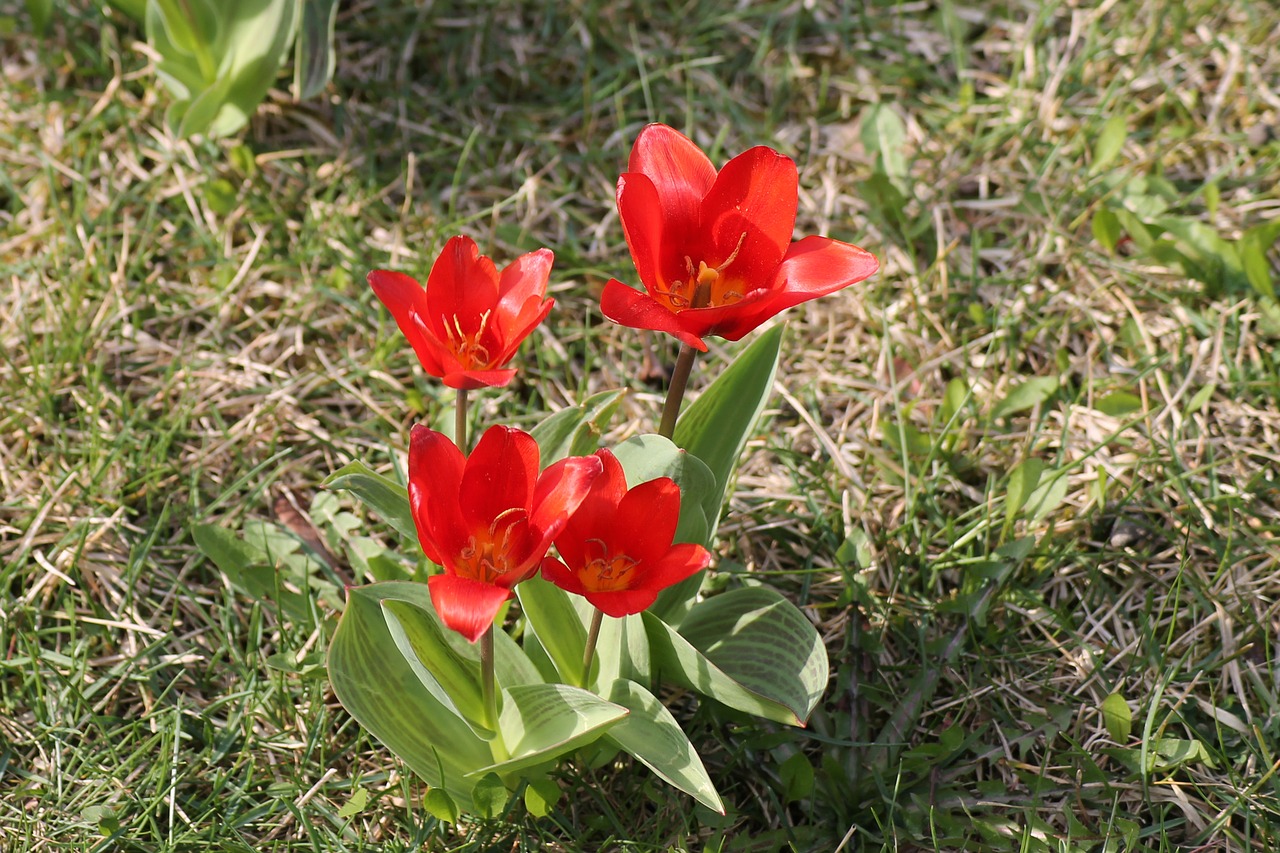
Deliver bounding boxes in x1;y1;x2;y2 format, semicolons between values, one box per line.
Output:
1004;459;1042;527
470;773;508;819
470;683;628;779
337;787;368;820
328;583;493;810
107;0;147;22
523;778;560;817
212;0;297;137
1025;471;1069;525
1241;218;1280;299
381;600;489;737
778;752;815;803
24;0;52;34
610;433;717;546
1094;391;1144;416
516;576;588;686
673;324;783;533
530;389;624;464
991;376;1059;420
677;587;828;724
324;460;418;546
1091;115;1127;173
423;788;458;823
294;0;339;100
1184;382;1215;413
593;613;651;690
1101;692;1131;742
192;523;258;585
603;679;724;813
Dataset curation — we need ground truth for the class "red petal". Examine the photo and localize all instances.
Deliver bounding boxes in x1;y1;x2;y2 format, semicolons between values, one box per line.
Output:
440;367;519;390
554;450;628;571
493;296;553;365
641;542;711;593
530;454;604;541
424;235;501;334
599;279;708;351
611;476;681;564
712;236;878;340
700;146;797;283
616;173;675;296
408;425;466;566
539;556;589;597
459;426;540;531
627;124;716;235
427;573;512;643
585;587;661;618
496;248;553;320
368;269;447;378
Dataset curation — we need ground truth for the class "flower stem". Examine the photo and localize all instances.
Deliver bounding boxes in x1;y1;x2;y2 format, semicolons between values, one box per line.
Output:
455;388;469;451
581;608;604;687
480;624;497;728
658;344;698;439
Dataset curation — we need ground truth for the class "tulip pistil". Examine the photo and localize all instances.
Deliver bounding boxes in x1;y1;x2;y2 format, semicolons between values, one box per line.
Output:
442;310;494;369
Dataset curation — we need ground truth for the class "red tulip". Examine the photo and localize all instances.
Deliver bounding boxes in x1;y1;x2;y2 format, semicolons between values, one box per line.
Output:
409;424;602;642
541;449;710;617
601;124;879;351
368;235;554;389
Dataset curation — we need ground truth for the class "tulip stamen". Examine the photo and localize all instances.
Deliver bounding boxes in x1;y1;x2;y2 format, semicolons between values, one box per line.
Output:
442;311;493;368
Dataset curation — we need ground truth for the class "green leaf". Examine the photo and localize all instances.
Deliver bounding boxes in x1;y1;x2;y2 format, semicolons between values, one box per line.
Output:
471;683;628;779
1025;471;1069;525
610;433;717;547
593;612;651;690
1004;459;1042;527
423;787;459;823
381;600;490;736
516;576;589;685
1101;692;1132;742
470;773;508;819
676;587;827;724
192;523;259;586
337;786;368;820
1184;382;1215;413
673;324;783;539
328;583;495;809
23;0;51;34
860;103;909;191
1241;218;1280;299
530;390;624;464
1092;206;1121;252
294;0;339;100
991;376;1059;419
1094;391;1144;416
603;679;724;813
1091;115;1127;173
523;778;560;817
778;752;815;803
324;460;418;547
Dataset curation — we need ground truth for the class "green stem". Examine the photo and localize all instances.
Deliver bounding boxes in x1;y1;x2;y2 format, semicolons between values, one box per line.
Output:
581;608;605;687
658;344;698;439
455;388;469;451
480;625;497;728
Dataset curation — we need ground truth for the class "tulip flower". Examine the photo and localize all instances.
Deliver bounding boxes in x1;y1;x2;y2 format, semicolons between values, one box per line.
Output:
601;123;879;351
410;424;602;642
369;235;554;389
542;449;710;618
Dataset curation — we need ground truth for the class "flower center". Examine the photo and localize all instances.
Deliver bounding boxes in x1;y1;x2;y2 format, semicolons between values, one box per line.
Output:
457;507;525;583
653;233;748;312
441;310;494;369
581;538;639;592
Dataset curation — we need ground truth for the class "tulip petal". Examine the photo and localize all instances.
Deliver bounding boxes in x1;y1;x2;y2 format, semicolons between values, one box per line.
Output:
539;556;588;597
368;269;448;377
611;476;681;564
408;425;467;566
459;426;539;532
586;587;661;619
554;450;628;571
627;124;716;234
440;367;519;390
600;279;708;351
496;248;553;320
617;173;678;296
494;295;553;365
427;573;512;643
700;146;797;280
642;542;711;592
711;236;880;341
530;454;604;541
425;235;501;333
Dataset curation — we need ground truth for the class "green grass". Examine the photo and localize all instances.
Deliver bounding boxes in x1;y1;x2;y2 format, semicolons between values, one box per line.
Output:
3;0;1279;849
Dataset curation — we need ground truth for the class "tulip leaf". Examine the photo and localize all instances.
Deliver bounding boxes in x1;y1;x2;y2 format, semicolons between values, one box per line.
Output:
516;576;589;686
592;613;651;690
603;679;724;814
610;433;716;546
381;600;490;737
643;588;827;726
324;460;418;547
469;683;628;779
328;583;494;810
294;0;339;101
677;587;828;724
673;324;783;539
530;389;625;464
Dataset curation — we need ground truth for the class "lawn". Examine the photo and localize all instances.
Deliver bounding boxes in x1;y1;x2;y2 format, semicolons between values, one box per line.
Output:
2;0;1279;850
